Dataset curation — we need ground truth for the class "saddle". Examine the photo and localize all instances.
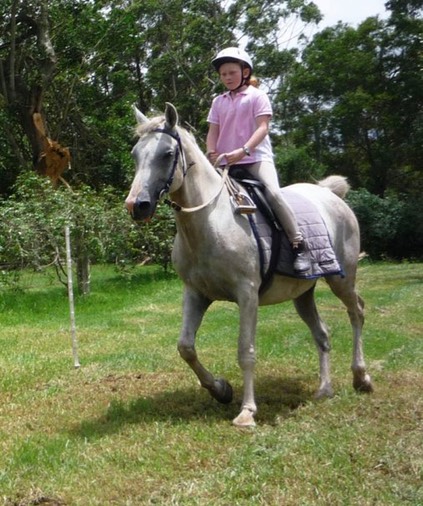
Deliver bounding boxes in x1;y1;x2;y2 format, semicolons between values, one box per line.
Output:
228;166;283;291
226;166;344;292
228;166;280;229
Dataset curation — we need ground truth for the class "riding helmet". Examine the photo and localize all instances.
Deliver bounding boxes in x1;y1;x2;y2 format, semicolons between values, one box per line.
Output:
211;47;253;72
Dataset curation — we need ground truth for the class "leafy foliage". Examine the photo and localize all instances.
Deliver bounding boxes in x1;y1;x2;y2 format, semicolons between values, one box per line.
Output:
278;7;423;201
347;189;405;259
0;173;175;287
0;0;422;265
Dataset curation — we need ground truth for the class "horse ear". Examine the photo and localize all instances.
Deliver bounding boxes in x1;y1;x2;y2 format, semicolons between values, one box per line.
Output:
132;104;149;125
165;102;178;130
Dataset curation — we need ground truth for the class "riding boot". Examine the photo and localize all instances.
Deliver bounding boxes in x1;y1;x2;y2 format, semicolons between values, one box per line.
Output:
292;241;311;273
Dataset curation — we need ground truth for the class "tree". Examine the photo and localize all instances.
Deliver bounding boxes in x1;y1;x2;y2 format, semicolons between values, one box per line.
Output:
276;3;423;198
3;1;421;262
0;1;69;184
1;0;321;194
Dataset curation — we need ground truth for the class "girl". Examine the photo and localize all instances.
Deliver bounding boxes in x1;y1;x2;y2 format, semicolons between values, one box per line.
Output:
206;47;310;273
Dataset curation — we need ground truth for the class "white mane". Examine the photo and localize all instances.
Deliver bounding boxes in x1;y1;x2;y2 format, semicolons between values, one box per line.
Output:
135;114;211;169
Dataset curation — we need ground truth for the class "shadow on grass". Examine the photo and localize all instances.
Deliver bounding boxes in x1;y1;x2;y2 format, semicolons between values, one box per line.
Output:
94;266;177;291
70;374;315;439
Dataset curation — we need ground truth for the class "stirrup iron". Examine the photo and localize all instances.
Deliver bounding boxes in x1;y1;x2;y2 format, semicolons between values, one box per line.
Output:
230;193;257;214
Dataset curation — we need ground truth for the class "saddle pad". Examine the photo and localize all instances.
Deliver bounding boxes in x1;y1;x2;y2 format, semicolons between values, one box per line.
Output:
250;188;344;280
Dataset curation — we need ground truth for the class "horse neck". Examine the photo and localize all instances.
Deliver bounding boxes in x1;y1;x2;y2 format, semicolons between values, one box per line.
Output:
171;138;223;209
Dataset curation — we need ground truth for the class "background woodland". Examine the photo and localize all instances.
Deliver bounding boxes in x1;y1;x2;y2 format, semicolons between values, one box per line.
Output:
0;0;422;287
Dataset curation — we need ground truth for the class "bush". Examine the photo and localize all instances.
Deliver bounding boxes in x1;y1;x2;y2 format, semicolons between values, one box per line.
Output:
274;144;326;185
388;197;423;260
0;172;175;287
346;188;416;260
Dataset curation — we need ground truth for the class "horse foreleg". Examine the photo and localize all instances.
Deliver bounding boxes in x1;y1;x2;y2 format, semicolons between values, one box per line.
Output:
294;286;334;398
232;292;259;428
177;287;233;404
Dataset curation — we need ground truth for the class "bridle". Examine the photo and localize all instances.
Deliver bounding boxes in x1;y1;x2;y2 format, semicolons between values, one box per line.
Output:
153;127;230;214
153;127;188;197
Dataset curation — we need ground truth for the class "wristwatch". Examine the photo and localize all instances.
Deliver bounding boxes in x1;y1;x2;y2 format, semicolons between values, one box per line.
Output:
242;145;251;156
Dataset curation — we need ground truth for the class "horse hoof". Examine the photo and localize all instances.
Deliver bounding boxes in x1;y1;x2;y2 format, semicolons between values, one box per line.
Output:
315;385;334;399
209;378;233;404
233;408;256;428
353;373;373;393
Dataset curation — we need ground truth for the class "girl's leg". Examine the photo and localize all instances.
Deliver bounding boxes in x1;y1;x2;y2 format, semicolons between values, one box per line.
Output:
247;161;302;243
245;161;311;272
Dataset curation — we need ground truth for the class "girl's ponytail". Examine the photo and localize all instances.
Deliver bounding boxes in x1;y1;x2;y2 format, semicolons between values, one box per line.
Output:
248;75;260;88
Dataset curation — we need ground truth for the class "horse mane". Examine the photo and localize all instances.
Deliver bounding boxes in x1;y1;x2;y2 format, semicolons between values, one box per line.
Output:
176;126;205;161
135;116;165;137
135;115;208;166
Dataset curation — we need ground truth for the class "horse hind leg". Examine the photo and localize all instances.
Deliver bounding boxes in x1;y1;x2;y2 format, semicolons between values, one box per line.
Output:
293;285;334;398
326;276;373;393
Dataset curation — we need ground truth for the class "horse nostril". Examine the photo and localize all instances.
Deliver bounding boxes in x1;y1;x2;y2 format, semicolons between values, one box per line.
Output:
132;199;153;221
136;199;151;212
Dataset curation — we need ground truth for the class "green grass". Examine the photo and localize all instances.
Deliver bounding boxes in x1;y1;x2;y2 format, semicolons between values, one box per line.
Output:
0;262;422;505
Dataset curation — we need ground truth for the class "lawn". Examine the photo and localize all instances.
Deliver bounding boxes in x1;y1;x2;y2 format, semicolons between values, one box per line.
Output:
0;262;422;505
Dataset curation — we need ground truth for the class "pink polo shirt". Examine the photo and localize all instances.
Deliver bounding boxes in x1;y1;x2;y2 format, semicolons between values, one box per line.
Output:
207;85;274;164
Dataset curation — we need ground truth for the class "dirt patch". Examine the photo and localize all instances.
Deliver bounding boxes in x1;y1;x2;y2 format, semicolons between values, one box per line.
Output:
5;488;66;506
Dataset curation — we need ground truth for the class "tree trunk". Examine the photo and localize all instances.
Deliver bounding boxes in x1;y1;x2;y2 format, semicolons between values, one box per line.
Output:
1;0;61;176
75;230;90;295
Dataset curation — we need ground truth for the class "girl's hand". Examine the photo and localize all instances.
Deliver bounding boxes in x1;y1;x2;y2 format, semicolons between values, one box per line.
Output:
207;150;219;164
225;148;245;165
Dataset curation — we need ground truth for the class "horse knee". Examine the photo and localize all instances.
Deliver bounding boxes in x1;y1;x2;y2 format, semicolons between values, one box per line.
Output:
238;343;256;369
177;341;196;363
348;308;364;329
314;328;331;352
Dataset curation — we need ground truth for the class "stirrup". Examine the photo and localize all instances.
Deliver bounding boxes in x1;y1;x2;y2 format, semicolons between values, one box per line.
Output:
292;241;312;273
230;193;257;214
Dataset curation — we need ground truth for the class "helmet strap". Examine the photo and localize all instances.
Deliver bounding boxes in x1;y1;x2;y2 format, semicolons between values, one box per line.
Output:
233;65;250;92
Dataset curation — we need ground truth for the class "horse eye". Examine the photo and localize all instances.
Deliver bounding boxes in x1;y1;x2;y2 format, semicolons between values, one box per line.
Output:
164;149;174;158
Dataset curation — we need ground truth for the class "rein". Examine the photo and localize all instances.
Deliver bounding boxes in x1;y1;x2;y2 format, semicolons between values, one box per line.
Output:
166;165;230;213
156;128;230;214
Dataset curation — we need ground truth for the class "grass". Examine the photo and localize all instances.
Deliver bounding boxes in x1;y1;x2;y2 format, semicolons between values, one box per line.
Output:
0;262;422;505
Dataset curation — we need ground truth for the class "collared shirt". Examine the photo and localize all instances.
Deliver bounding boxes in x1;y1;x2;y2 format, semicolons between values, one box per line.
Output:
207;85;274;164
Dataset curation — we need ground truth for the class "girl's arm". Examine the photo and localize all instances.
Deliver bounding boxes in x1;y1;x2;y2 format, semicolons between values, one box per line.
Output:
225;114;270;165
206;123;220;164
246;115;270;151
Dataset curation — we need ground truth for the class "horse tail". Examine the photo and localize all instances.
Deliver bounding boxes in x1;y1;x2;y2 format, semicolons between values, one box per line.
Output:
317;175;350;200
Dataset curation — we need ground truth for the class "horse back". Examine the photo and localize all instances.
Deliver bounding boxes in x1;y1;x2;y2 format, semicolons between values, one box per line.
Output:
284;182;360;258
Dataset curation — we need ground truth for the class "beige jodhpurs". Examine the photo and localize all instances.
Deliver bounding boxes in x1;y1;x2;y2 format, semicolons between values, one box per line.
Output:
237;161;303;244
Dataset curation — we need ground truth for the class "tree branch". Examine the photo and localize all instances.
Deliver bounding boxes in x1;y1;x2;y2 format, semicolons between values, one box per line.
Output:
8;0;19;102
37;1;57;87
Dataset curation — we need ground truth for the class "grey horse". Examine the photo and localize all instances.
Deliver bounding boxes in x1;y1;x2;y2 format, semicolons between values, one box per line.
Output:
125;103;373;427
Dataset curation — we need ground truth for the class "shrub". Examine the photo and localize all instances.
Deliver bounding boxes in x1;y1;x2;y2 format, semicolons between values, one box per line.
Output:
388;197;423;260
274;144;326;185
346;189;406;259
0;172;175;287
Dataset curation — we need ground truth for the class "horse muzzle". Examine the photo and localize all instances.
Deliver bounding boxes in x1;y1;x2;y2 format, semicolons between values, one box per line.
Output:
134;198;156;221
125;197;157;221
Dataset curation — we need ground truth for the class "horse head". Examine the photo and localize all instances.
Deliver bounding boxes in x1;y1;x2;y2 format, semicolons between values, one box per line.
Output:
125;103;185;221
